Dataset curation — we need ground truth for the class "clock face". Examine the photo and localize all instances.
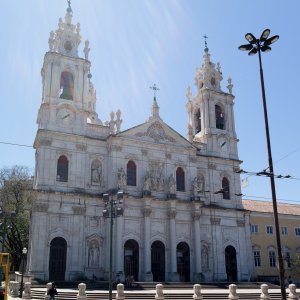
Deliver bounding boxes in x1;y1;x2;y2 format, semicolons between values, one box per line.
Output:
219;138;228;152
57;108;74;125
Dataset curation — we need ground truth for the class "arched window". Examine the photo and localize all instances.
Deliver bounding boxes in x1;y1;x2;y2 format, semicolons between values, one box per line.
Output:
59;71;74;100
91;159;102;184
222;177;230;199
194;109;201;133
127;160;136;186
215;105;225;129
176;167;185;192
57;155;69;182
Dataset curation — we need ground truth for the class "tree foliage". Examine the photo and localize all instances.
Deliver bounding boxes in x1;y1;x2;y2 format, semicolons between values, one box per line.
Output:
0;166;33;270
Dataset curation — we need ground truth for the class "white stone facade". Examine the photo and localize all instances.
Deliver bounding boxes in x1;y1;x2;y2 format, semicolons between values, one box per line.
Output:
28;6;252;282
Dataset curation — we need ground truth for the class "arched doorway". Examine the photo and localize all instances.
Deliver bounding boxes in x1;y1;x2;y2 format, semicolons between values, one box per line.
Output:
49;237;67;281
124;239;139;281
176;242;190;282
151;241;165;282
225;245;237;282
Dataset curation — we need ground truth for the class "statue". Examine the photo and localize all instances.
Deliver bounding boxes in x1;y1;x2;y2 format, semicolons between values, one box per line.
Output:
193;176;204;199
88;243;100;267
143;173;151;195
48;31;55;51
91;161;102;184
117;168;126;190
84;40;90;60
168;174;176;195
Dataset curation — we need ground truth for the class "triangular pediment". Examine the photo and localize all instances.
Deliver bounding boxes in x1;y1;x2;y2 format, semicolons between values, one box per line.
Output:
118;119;194;148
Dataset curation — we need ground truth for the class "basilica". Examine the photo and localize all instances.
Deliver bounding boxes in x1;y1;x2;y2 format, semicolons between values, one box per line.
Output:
28;5;252;283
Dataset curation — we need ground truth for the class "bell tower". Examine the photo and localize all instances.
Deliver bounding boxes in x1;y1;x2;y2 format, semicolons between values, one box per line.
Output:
37;3;100;134
186;45;238;160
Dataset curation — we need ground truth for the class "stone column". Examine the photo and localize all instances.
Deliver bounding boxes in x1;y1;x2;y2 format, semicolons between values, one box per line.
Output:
143;207;153;281
192;211;202;281
115;215;124;280
168;209;179;281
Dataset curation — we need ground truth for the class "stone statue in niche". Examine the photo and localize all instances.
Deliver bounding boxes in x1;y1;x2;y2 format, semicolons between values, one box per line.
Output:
167;174;176;198
83;40;90;60
143;173;151;196
117;167;127;190
201;245;209;272
91;161;102;185
192;176;205;200
88;242;100;267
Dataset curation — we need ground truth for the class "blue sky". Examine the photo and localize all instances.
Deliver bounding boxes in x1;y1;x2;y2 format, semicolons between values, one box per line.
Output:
0;0;299;204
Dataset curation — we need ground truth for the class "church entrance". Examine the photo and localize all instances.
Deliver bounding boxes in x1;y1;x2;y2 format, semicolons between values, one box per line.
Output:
49;237;67;281
225;245;237;282
151;241;165;282
176;242;190;282
124;239;139;281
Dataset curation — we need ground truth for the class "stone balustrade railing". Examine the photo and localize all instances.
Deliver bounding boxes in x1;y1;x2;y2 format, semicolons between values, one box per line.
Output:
7;281;300;300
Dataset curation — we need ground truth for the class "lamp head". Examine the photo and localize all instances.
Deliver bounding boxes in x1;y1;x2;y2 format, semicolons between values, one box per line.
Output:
260;29;271;42
238;44;253;51
103;193;109;203
248;47;258;56
261;45;272;52
264;35;279;46
245;33;257;44
22;247;27;254
102;209;109;218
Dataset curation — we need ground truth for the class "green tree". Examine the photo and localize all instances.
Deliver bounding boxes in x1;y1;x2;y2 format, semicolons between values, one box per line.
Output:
0;166;33;270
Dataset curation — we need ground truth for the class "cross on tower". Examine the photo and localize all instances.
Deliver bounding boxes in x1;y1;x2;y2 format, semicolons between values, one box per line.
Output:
203;34;208;49
150;84;160;100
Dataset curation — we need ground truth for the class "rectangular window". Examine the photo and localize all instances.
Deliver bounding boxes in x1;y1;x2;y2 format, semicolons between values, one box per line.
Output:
295;228;300;236
254;250;261;267
269;251;276;267
281;227;288;235
266;225;273;235
251;224;258;234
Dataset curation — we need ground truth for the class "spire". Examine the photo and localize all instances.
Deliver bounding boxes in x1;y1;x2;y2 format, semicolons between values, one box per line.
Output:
149;84;160;119
203;34;209;52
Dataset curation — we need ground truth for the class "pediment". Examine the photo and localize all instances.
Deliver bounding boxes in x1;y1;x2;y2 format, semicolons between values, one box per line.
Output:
118;119;194;148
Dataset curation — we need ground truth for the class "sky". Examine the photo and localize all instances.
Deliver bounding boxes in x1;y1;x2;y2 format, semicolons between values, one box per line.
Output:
0;0;299;204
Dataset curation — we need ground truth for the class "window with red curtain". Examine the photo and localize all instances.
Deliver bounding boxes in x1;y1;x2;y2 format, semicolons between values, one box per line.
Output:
127;160;136;186
176;167;185;192
57;155;69;182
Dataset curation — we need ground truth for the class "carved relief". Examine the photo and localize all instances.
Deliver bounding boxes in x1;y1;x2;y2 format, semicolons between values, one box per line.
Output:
151;221;166;238
210;217;221;225
124;219;141;236
168;210;177;219
192;175;205;199
141;149;148;156
135;121;176;143
208;163;216;170
76;144;87;151
176;223;190;240
117;168;127;190
142;207;152;217
39;139;52;146
72;206;86;215
146;161;165;192
236;219;245;227
223;228;237;243
191;211;201;220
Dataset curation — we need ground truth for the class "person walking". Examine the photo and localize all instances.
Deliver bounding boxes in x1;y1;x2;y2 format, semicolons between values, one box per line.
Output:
48;282;58;300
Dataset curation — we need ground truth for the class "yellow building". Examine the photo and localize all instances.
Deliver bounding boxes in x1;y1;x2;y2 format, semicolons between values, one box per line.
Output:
243;199;300;284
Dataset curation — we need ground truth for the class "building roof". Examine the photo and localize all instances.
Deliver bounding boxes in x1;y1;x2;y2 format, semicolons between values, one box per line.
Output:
242;199;300;216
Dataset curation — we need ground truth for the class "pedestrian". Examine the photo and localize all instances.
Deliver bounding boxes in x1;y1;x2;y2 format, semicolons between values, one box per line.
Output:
48;282;58;300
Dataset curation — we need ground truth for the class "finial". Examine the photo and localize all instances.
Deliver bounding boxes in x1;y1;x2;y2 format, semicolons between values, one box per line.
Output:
203;34;208;52
150;83;160;101
84;40;90;60
67;0;73;14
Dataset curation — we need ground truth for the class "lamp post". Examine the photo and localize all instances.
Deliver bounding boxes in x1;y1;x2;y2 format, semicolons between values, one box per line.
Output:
19;247;27;298
238;29;286;299
102;190;124;300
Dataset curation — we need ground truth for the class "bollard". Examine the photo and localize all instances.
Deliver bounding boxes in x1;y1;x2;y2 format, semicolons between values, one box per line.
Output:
260;284;270;300
193;284;203;300
155;283;164;300
9;281;19;297
228;284;239;300
45;282;52;300
77;283;87;300
288;284;299;300
23;282;31;299
116;283;125;300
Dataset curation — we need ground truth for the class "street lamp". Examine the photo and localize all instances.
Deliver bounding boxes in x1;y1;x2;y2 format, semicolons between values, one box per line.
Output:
102;190;124;300
19;247;27;298
238;29;286;299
